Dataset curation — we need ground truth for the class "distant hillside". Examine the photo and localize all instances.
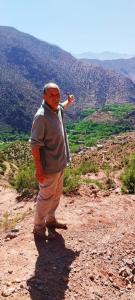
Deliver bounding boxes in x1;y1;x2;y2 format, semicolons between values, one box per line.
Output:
1;26;135;131
80;57;135;83
75;51;134;60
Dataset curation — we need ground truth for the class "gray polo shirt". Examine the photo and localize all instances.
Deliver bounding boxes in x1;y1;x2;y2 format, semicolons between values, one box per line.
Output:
30;102;70;174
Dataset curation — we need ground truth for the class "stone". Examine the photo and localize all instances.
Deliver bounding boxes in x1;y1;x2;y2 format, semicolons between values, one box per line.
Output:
1;287;16;297
13;205;24;210
91;250;97;255
115;188;121;194
20;283;25;289
109;277;113;283
125;259;133;268
11;226;21;233
119;267;131;277
132;258;135;265
5;232;18;240
112;283;120;290
97;144;103;150
12;279;21;283
6;282;11;287
8;270;13;274
127;283;132;289
132;267;135;275
89;275;94;281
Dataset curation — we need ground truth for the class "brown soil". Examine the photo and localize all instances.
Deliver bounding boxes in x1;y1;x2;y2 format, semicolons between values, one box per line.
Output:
1;179;135;300
1;132;135;299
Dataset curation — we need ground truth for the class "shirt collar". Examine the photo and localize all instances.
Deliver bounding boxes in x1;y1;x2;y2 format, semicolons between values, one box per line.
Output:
42;101;60;114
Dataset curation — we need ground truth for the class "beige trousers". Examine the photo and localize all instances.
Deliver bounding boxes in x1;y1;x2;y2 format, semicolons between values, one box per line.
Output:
34;170;64;227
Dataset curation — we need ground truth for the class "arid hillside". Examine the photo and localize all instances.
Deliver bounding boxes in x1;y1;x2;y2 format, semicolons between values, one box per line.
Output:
0;132;135;299
80;56;135;83
1;26;135;131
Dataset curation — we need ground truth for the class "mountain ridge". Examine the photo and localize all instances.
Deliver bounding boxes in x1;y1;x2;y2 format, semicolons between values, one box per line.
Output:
75;51;134;60
1;26;135;131
80;56;135;83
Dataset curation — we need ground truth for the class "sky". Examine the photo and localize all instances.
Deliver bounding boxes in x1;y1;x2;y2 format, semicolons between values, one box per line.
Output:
0;0;135;55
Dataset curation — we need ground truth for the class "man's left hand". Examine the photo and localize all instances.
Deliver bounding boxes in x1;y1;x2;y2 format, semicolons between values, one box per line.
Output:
67;94;75;105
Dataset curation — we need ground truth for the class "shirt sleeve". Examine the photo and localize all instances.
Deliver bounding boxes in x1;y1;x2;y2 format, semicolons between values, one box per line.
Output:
29;115;45;148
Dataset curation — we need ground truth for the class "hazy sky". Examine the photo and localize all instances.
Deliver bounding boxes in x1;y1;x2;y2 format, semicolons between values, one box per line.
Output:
0;0;135;54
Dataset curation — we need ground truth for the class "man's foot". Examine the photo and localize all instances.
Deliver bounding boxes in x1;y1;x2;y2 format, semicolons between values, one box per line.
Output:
33;225;46;237
46;219;67;230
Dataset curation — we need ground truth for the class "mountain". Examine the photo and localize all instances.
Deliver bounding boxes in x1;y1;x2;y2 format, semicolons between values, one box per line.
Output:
80;57;135;83
75;51;134;60
1;26;135;132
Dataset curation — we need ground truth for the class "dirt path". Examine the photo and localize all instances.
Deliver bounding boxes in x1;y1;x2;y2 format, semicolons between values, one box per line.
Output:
0;183;135;300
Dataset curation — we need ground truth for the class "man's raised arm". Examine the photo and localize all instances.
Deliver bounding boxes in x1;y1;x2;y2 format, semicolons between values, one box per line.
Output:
61;94;75;109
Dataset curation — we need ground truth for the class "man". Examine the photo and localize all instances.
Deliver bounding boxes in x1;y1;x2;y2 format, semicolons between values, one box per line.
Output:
30;82;74;237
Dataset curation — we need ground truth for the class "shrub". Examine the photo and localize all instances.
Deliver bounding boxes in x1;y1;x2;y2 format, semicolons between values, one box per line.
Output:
69;143;81;153
81;178;104;189
78;161;99;175
101;103;134;118
64;167;80;194
105;177;116;190
11;163;38;192
0;210;31;232
121;154;135;193
64;161;99;193
80;108;95;118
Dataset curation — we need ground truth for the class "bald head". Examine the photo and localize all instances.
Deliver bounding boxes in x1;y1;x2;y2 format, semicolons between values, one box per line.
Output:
43;82;60;95
43;82;61;111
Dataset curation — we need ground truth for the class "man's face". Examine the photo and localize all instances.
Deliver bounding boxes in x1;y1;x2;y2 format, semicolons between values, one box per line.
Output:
43;87;60;111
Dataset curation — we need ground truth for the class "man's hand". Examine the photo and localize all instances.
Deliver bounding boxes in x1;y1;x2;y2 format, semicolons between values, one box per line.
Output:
32;147;45;184
67;94;75;105
62;94;75;109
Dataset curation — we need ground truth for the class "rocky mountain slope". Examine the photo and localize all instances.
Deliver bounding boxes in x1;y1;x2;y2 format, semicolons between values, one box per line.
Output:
1;26;135;131
80;57;135;83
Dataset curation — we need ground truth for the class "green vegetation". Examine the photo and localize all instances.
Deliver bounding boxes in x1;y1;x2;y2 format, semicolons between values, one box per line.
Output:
0;151;7;174
80;108;96;118
67;119;132;152
1;103;135;196
0;122;30;144
78;161;98;174
121;154;135;193
78;103;134;120
101;103;134;118
0;131;29;142
64;167;80;193
0;141;32;166
81;178;104;190
66;103;135;152
11;163;38;193
64;161;99;193
9;159;99;195
0;143;9;151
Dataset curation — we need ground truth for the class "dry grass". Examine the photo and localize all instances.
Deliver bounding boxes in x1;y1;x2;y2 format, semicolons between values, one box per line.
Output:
0;207;33;233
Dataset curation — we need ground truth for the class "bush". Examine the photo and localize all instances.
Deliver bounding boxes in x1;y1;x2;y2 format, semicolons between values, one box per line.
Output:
64;161;99;193
64;167;80;194
101;103;134;118
121;154;135;193
81;178;104;189
11;163;38;192
78;161;99;175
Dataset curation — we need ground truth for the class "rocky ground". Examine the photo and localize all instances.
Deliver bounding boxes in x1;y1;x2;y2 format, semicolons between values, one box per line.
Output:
1;132;135;300
0;179;135;300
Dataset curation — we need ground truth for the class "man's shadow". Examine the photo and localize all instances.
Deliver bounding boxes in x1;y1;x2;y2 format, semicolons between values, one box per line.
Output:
27;229;80;300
